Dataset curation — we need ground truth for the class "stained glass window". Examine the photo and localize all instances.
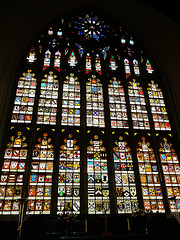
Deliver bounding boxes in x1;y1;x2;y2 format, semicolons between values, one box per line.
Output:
43;49;51;70
68;51;78;68
11;70;37;123
128;79;150;129
57;134;80;214
159;138;180;212
147;80;171;131
61;73;80;126
54;51;61;71
108;77;128;128
133;59;140;76
86;53;92;74
87;135;110;214
124;58;131;78
137;137;165;212
1;11;178;217
27;132;54;214
37;72;59;125
113;136;138;213
95;54;102;75
86;75;105;127
0;131;28;214
109;55;118;71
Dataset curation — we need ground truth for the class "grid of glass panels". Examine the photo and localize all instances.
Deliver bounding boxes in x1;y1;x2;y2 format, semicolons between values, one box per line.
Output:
128;79;150;129
37;72;59;125
87;135;110;214
137;137;165;212
147;80;171;131
159;138;180;212
86;76;105;127
108;77;129;128
27;133;53;214
11;70;37;123
113;136;138;213
57;134;80;214
61;73;80;126
0;131;28;214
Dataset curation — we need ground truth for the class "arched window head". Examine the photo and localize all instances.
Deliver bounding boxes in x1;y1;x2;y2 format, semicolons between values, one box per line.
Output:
43;49;51;70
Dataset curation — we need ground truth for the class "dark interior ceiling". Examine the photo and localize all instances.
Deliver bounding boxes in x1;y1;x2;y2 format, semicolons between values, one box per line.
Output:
140;0;179;24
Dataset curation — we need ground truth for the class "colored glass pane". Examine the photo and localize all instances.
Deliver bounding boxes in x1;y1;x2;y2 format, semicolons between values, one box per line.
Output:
26;47;37;63
11;70;37;124
109;55;118;71
137;137;165;212
68;51;78;68
54;51;61;71
61;73;80;126
159;138;180;212
95;54;102;75
0;131;28;214
108;77;129;128
87;135;110;214
86;53;92;74
124;58;131;78
133;59;140;76
57;134;80;214
37;72;59;125
86;75;105;127
74;13;110;41
147;80;171;131
27;133;54;214
113;136;138;213
43;49;51;70
146;59;154;74
128;79;150;129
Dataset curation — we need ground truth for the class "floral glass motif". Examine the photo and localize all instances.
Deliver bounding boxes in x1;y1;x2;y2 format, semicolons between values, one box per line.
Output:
11;70;37;123
37;72;59;125
26;47;37;63
124;58;131;78
159;138;180;212
0;131;28;214
109;55;118;71
86;75;105;127
27;133;54;214
61;73;80;126
146;59;154;74
86;53;92;74
87;135;110;214
68;51;78;68
57;134;80;214
147;80;171;131
113;136;138;213
108;77;129;128
74;13;110;41
128;79;150;129
43;50;51;70
137;137;165;212
54;51;61;71
95;54;102;75
76;43;84;57
133;59;140;76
